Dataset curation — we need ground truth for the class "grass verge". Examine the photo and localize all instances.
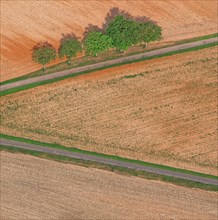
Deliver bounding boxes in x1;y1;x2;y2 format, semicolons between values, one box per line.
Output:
1;41;217;97
0;33;217;86
1;133;217;180
174;33;218;44
1;145;217;192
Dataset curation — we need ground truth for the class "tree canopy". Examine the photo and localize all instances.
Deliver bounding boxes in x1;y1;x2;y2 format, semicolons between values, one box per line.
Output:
138;22;162;44
59;37;82;63
106;15;137;51
106;15;162;51
32;42;56;70
84;31;113;56
31;12;163;68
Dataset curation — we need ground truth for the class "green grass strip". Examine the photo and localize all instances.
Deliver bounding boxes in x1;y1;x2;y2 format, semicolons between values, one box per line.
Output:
1;41;217;97
1;145;217;192
174;33;218;44
1;133;217;180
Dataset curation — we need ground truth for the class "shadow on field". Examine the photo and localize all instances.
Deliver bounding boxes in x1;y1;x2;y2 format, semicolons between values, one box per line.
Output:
83;7;156;37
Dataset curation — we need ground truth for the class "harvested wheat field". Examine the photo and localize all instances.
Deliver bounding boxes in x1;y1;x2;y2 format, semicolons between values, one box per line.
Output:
1;46;217;175
1;0;217;82
1;151;218;220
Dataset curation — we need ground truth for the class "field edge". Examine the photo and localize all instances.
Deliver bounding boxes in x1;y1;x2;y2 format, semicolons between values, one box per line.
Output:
1;145;217;192
1;133;217;180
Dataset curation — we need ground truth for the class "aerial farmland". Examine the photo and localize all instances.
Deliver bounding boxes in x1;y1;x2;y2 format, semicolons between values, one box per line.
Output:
1;151;217;220
1;46;217;175
1;0;217;81
0;0;218;219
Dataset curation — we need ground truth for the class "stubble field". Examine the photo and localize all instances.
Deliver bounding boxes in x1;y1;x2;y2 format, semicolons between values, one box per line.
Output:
1;0;217;81
1;46;217;175
1;151;218;220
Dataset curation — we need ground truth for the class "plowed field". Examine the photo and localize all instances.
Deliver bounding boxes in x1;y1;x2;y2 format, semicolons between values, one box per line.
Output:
1;151;217;220
1;0;217;81
1;47;217;175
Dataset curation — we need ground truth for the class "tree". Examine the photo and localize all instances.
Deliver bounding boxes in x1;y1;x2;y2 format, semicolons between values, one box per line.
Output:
84;31;113;56
106;15;141;51
59;37;82;64
32;42;56;70
106;15;163;51
139;22;162;46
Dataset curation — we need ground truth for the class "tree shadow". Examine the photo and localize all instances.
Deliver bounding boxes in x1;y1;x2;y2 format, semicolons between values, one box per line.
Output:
134;15;156;24
102;7;155;31
82;7;156;40
32;41;55;52
59;32;80;44
83;24;103;39
102;7;132;31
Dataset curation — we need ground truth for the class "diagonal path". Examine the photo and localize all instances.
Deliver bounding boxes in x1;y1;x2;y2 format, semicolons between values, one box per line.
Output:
1;138;217;185
1;37;217;92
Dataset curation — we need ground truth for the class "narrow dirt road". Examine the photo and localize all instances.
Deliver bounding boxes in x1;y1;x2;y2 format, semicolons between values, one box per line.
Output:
1;37;217;92
1;138;217;185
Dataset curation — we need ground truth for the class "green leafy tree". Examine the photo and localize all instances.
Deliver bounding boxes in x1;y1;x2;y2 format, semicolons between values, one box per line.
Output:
106;15;163;50
139;22;162;46
84;31;113;56
127;20;143;45
32;42;56;70
59;37;82;64
106;15;141;51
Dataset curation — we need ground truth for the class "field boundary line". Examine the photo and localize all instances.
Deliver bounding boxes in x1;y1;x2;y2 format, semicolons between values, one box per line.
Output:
0;135;217;186
2;145;218;191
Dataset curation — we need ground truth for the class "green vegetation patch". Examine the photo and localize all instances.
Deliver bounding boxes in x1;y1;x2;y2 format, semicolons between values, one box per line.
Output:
122;73;144;79
176;33;218;44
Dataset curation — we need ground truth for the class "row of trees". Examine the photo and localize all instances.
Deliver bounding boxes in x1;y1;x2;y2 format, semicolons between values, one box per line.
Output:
32;15;162;70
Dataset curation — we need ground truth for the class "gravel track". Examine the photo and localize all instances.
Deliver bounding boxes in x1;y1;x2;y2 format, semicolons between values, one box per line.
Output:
1;138;217;185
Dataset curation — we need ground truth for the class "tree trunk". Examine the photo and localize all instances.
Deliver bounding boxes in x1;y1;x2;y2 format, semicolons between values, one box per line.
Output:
42;64;46;71
142;42;148;48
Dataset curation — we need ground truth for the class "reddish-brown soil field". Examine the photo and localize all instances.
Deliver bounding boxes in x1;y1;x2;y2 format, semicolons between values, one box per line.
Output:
1;151;218;220
1;0;217;82
1;47;217;175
